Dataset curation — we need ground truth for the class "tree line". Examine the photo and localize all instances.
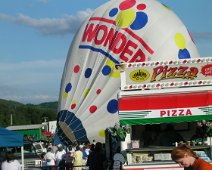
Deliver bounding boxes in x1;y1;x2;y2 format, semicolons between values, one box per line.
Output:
0;99;58;127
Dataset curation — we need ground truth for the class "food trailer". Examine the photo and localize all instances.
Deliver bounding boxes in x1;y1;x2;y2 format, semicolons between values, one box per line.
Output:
116;57;212;170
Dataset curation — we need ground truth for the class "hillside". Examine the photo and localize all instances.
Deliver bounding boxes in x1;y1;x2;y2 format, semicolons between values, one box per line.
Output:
0;99;58;127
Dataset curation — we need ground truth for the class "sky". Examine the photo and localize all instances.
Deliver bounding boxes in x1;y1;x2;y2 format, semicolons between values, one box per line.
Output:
0;0;211;104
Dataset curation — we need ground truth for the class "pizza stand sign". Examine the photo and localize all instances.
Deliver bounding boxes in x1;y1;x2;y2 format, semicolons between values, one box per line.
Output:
119;57;212;90
117;57;212;125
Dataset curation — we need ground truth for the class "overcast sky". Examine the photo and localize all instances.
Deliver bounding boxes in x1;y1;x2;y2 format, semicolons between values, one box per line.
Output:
0;0;211;104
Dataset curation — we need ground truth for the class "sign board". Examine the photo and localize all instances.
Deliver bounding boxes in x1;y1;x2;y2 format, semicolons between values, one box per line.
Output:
119;91;212;125
118;57;212;90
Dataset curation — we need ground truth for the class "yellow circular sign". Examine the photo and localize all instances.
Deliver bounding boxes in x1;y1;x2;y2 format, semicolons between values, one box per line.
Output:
130;69;150;82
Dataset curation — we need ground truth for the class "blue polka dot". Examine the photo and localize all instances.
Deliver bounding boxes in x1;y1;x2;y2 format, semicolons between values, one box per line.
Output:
109;8;118;17
178;49;190;59
85;68;92;78
130;12;148;30
107;99;118;114
102;65;111;76
65;83;72;93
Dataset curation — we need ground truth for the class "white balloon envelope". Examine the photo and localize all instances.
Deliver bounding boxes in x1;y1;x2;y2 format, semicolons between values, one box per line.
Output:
57;0;200;145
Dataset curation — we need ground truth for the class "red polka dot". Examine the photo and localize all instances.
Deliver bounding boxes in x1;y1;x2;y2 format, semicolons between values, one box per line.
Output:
119;0;136;10
89;105;97;113
137;4;146;10
96;89;101;94
73;65;80;73
71;104;76;109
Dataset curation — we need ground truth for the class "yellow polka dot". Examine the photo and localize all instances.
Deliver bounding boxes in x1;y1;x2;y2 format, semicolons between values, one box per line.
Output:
71;100;76;105
99;129;105;138
110;70;120;78
175;32;186;49
63;92;68;98
116;9;136;28
84;88;90;97
106;58;114;67
106;59;120;78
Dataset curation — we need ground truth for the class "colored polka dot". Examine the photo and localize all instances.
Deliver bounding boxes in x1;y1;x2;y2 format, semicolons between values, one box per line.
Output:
130;11;148;30
106;58;114;65
137;4;146;10
108;0;148;31
116;9;136;28
84;88;90;97
63;92;68;99
102;65;112;76
85;68;92;78
99;129;105;138
74;65;80;73
105;59;119;78
65;83;72;93
175;33;186;49
110;69;120;78
119;0;136;11
71;100;76;109
89;105;97;113
178;49;190;59
107;99;118;114
109;8;118;17
71;103;76;109
96;89;101;94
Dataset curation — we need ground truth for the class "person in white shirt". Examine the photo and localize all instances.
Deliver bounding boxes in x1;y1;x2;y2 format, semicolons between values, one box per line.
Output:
1;150;21;170
55;144;66;170
45;147;55;170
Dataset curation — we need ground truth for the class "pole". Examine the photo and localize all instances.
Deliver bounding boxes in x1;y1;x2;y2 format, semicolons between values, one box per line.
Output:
21;146;24;170
10;114;13;126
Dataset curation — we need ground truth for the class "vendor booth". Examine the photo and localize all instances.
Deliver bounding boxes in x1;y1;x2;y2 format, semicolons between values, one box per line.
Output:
0;128;23;147
0;128;24;170
116;57;212;170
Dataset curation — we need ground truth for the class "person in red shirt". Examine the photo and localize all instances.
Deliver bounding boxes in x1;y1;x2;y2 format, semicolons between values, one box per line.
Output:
171;144;212;170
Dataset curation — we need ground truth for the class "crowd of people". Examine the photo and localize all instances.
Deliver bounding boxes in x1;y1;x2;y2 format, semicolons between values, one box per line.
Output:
40;141;212;170
0;138;212;170
0;139;123;170
40;141;106;170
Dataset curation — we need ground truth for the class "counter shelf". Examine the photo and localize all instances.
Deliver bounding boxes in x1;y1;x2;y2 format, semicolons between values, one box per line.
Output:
124;145;212;166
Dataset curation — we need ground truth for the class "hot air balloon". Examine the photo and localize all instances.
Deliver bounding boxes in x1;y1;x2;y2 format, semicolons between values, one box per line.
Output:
57;0;200;145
